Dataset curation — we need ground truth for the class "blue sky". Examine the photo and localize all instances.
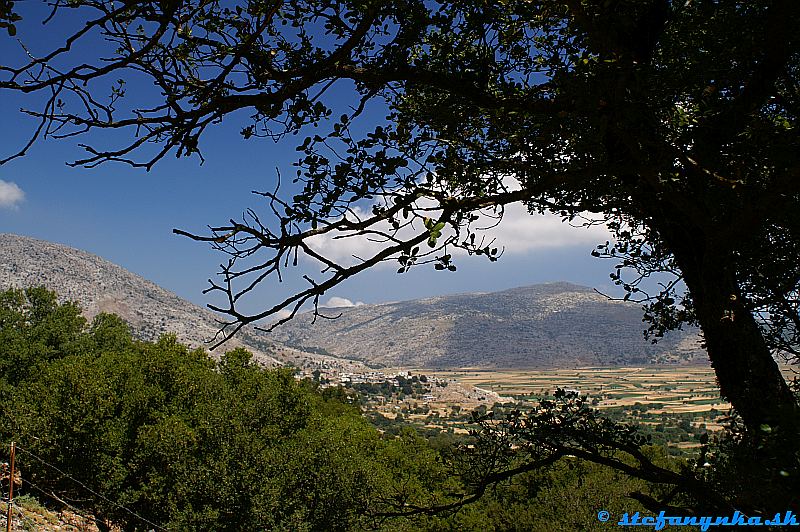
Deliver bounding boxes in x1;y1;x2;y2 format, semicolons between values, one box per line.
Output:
0;5;621;317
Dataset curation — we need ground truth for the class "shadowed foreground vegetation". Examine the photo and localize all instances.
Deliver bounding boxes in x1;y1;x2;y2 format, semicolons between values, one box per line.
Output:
0;287;797;530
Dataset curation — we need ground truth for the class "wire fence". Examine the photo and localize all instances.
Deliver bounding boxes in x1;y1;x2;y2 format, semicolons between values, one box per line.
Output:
13;503;41;531
1;502;41;532
3;442;167;531
19;475;98;529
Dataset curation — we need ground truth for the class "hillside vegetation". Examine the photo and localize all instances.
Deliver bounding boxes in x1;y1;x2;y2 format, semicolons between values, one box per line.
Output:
0;287;450;530
0;287;690;530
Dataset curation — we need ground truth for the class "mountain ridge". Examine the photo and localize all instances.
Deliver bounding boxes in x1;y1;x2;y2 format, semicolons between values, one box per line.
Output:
269;282;705;368
2;233;705;370
0;233;282;365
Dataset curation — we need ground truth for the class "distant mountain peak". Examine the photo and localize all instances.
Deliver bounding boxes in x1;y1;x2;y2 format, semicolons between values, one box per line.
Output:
0;233;281;365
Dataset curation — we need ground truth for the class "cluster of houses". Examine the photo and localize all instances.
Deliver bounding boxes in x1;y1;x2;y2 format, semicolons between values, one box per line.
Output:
338;370;411;385
296;364;508;407
300;369;445;403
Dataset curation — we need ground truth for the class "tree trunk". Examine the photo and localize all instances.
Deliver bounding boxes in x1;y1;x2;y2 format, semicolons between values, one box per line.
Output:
663;226;798;431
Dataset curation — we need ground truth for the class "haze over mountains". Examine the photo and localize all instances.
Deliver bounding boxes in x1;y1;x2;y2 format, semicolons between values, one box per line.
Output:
269;283;705;368
1;233;705;369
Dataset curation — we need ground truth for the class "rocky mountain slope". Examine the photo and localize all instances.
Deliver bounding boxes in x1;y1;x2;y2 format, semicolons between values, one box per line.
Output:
268;283;705;368
0;233;281;365
1;233;705;370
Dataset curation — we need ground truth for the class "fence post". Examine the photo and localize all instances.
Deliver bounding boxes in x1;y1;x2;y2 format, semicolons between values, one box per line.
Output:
5;442;15;532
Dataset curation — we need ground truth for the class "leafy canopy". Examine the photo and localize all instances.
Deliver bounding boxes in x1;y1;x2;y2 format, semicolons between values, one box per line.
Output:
0;287;454;530
1;0;798;430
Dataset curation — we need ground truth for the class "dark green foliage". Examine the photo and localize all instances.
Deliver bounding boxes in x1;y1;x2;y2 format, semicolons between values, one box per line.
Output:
3;0;799;464
425;459;670;532
0;287;86;386
455;389;800;517
2;287;796;528
696;415;800;515
0;0;19;36
0;288;447;530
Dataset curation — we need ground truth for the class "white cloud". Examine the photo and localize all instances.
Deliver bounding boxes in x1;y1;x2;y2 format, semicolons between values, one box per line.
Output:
273;309;293;320
323;296;364;308
479;203;610;253
466;175;611;253
305;201;611;268
306;206;391;266
0;180;24;209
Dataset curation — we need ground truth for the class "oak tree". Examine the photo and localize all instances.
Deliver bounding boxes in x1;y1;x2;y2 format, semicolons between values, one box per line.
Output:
1;1;798;434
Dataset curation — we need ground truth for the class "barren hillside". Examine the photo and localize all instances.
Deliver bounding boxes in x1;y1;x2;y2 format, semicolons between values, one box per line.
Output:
0;233;281;365
268;283;705;368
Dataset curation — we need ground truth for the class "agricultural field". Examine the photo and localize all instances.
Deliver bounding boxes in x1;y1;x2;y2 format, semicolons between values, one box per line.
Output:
355;366;725;452
352;364;796;453
428;366;727;415
426;366;731;441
